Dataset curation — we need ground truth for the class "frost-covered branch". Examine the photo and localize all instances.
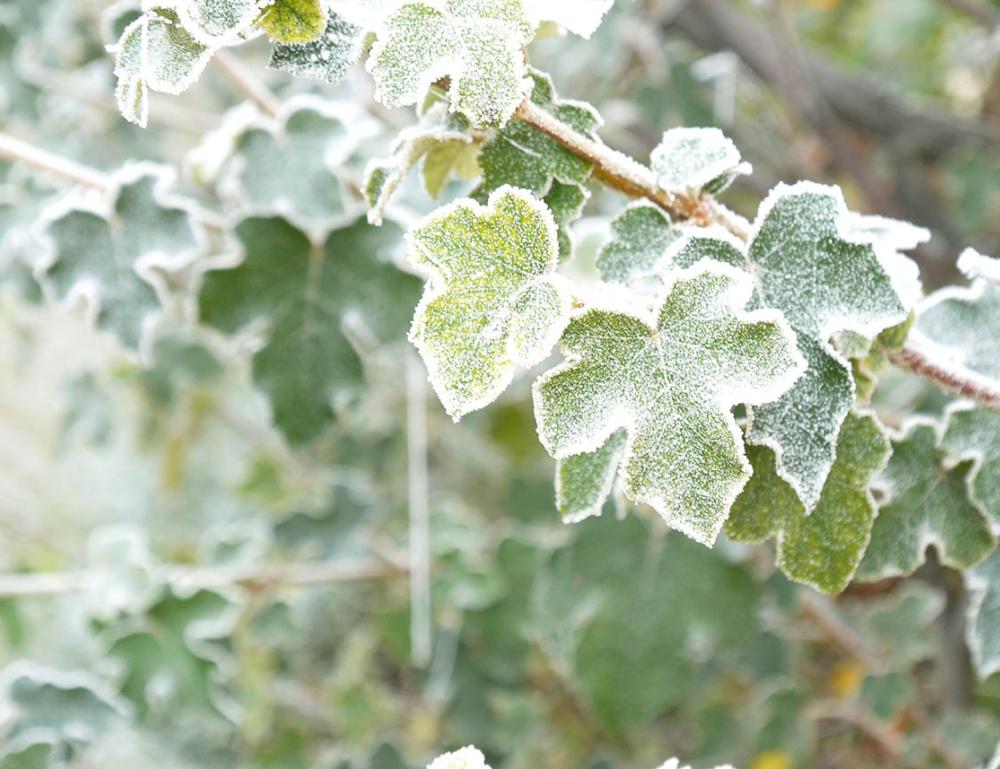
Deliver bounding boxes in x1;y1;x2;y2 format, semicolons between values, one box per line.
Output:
0;557;409;598
890;344;1000;411
0;131;112;191
513;98;749;239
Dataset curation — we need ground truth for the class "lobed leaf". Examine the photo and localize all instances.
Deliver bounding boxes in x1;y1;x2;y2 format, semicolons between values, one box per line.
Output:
113;8;212;128
556;428;626;523
366;0;535;127
857;420;996;580
597;202;678;284
725;411;890;594
534;260;804;545
41;166;204;351
269;11;364;82
199;216;421;444
408;186;569;419
651;127;750;195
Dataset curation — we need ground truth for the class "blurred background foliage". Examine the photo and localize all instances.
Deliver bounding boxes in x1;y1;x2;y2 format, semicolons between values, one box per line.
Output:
1;1;999;768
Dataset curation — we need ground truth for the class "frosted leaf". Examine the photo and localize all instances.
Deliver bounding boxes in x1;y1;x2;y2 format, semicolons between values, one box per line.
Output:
857;419;996;580
522;0;614;39
557;428;627;523
942;402;1000;521
596;202;678;284
846;212;928;311
914;249;1000;382
744;183;907;511
408;186;569;419
427;746;491;769
0;664;128;749
533;261;805;545
725;412;890;594
366;0;534;127
113;8;212;127
40;165;204;351
959;247;1000;285
85;525;160;621
174;0;264;44
656;760;736;769
269;12;364;84
544;181;589;259
967;548;1000;680
199;216;421;444
329;0;393;28
210;97;364;237
364;104;475;225
650;127;750;195
257;0;327;43
480;70;600;198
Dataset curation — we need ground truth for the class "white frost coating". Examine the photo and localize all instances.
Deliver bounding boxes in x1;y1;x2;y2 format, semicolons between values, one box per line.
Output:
745;181;908;513
35;163;207;355
651;127;751;194
914;250;1000;382
657;759;737;769
522;0;614;38
845;212;931;253
408;186;570;420
427;746;491;769
959;247;1000;285
366;0;534;127
534;259;805;545
85;524;161;622
113;9;214;127
329;0;398;27
170;0;266;45
966;547;1000;681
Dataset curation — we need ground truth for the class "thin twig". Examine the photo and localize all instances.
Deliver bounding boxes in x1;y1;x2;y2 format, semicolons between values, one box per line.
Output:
0;131;112;191
799;591;884;672
805;699;904;759
514;98;749;239
406;352;433;668
0;557;408;598
214;50;281;118
890;342;1000;412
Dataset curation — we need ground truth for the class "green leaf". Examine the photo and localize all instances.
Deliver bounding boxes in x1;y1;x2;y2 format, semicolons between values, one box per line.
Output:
364;104;475;225
651;127;750;195
113;8;212;128
258;0;327;43
740;183;907;511
366;0;534;127
408;186;570;419
534;261;804;545
967;548;1000;680
857;420;996;580
41;166;204;351
556;428;626;523
205;97;362;236
269;12;364;84
725;411;890;594
596;202;679;284
0;664;127;749
175;0;264;44
942;402;1000;520
199;216;421;444
914;248;1000;383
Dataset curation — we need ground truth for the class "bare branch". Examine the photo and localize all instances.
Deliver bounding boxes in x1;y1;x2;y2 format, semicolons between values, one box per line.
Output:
214;50;281;118
0;131;112;191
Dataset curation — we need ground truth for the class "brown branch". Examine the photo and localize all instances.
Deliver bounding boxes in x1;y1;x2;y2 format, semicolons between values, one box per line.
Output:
514;98;749;239
890;344;1000;411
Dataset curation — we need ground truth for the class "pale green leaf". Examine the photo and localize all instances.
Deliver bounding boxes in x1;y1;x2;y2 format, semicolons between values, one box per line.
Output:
258;0;327;43
651;127;750;195
534;261;804;545
41;166;204;351
199;216;421;444
366;0;534;127
556;428;626;523
967;547;1000;680
742;183;908;511
113;8;212;128
725;411;890;594
596;202;678;284
858;420;996;580
364;104;474;225
175;0;264;44
914;248;1000;383
942;402;1000;521
269;12;364;84
408;186;569;419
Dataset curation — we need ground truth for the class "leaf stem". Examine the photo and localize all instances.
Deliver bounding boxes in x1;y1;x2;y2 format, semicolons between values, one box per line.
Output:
513;98;749;239
0;557;409;598
0;131;112;191
890;340;1000;412
214;49;281;118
